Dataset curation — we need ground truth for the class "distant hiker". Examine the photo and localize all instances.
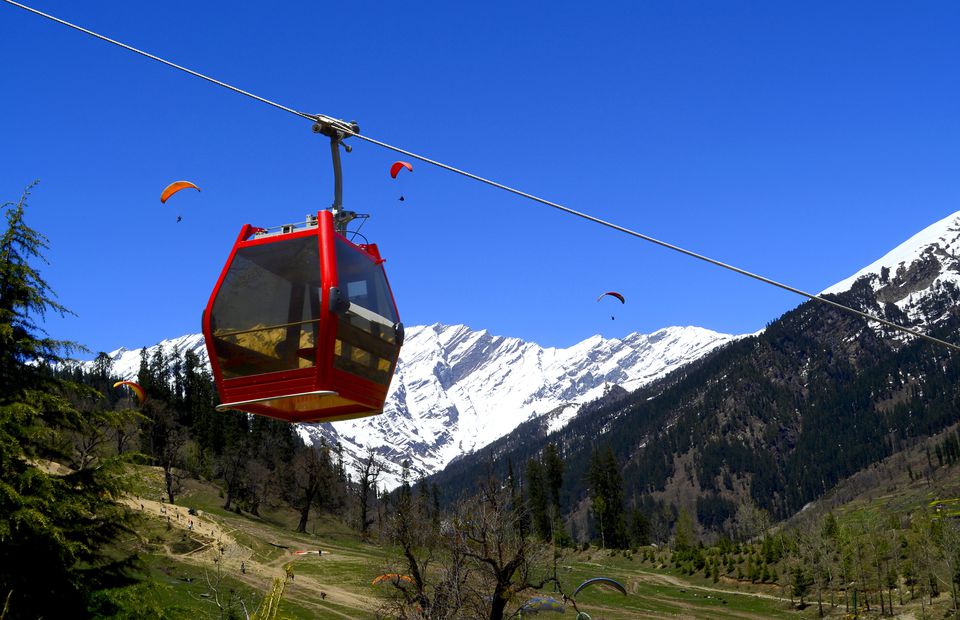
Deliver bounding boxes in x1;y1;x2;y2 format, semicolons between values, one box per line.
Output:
140;503;144;510
188;520;193;531
318;549;322;556
320;592;327;600
240;562;245;574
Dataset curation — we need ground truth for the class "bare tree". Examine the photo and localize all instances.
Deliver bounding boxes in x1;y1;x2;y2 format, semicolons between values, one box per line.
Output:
292;443;326;533
867;518;891;615
162;433;188;504
355;448;383;538
380;472;441;618
244;460;273;517
70;414;109;470
109;407;142;455
148;405;188;504
64;383;136;469
198;541;250;619
381;474;559;620
796;517;831;617
909;509;937;614
219;442;248;511
455;477;560;620
938;515;960;620
734;501;772;543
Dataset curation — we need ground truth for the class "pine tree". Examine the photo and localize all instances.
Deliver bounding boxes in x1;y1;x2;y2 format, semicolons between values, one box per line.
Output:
0;184;138;617
543;442;564;516
586;446;628;548
674;508;695;553
136;347;151;395
525;457;550;540
629;508;651;546
542;442;567;543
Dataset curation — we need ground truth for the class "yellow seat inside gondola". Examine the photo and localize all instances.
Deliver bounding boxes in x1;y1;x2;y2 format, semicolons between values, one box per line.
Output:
215;321;317;378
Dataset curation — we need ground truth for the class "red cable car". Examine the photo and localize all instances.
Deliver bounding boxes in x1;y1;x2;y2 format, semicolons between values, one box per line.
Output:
201;118;403;423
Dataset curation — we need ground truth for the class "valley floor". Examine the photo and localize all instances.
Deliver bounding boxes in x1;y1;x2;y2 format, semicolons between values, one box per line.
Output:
115;467;957;619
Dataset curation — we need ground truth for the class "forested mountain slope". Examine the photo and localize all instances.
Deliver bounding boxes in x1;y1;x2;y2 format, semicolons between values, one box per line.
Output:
425;211;960;537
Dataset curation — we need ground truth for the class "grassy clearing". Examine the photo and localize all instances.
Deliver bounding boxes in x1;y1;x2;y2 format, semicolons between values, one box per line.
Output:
118;466;924;618
552;548;792;619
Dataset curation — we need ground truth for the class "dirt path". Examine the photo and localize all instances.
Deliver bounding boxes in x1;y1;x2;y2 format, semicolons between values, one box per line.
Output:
128;494;787;618
123;494;376;616
122;495;240;563
570;570;785;620
627;569;788;602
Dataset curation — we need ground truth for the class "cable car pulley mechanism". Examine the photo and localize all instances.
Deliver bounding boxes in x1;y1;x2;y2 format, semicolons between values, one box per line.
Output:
311;115;368;234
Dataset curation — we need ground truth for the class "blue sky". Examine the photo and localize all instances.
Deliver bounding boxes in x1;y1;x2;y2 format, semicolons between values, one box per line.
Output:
3;1;959;356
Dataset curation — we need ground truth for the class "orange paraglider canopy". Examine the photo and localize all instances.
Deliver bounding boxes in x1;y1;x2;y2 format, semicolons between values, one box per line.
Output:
113;380;146;405
372;573;413;587
389;161;413;179
160;180;200;203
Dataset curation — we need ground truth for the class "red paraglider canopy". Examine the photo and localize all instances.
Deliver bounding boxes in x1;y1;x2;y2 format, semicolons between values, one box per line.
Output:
596;291;625;304
389;161;413;178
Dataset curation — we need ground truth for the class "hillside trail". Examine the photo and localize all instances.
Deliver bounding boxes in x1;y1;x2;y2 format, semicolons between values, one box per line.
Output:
575;569;788;620
122;495;237;561
578;561;788;603
124;495;790;618
640;570;787;602
122;494;374;616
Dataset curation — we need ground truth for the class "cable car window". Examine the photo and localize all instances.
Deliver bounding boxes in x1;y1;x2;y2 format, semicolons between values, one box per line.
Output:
334;239;398;322
333;239;399;386
347;280;368;299
210;236;321;379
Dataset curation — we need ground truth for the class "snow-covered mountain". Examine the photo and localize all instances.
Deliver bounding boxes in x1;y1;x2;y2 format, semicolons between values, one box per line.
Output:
98;324;738;488
823;211;960;297
821;210;960;337
102;333;208;379
427;212;960;524
98;210;960;489
307;324;737;486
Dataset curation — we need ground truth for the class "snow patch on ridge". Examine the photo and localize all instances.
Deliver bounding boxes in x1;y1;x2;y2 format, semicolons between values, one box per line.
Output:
822;211;960;296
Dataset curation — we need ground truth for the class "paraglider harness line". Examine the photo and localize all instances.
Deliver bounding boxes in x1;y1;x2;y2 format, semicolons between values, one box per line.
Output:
9;0;960;355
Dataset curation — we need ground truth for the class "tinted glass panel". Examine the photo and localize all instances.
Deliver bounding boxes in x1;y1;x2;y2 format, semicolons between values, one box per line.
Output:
333;239;400;386
334;239;398;322
210;236;321;379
